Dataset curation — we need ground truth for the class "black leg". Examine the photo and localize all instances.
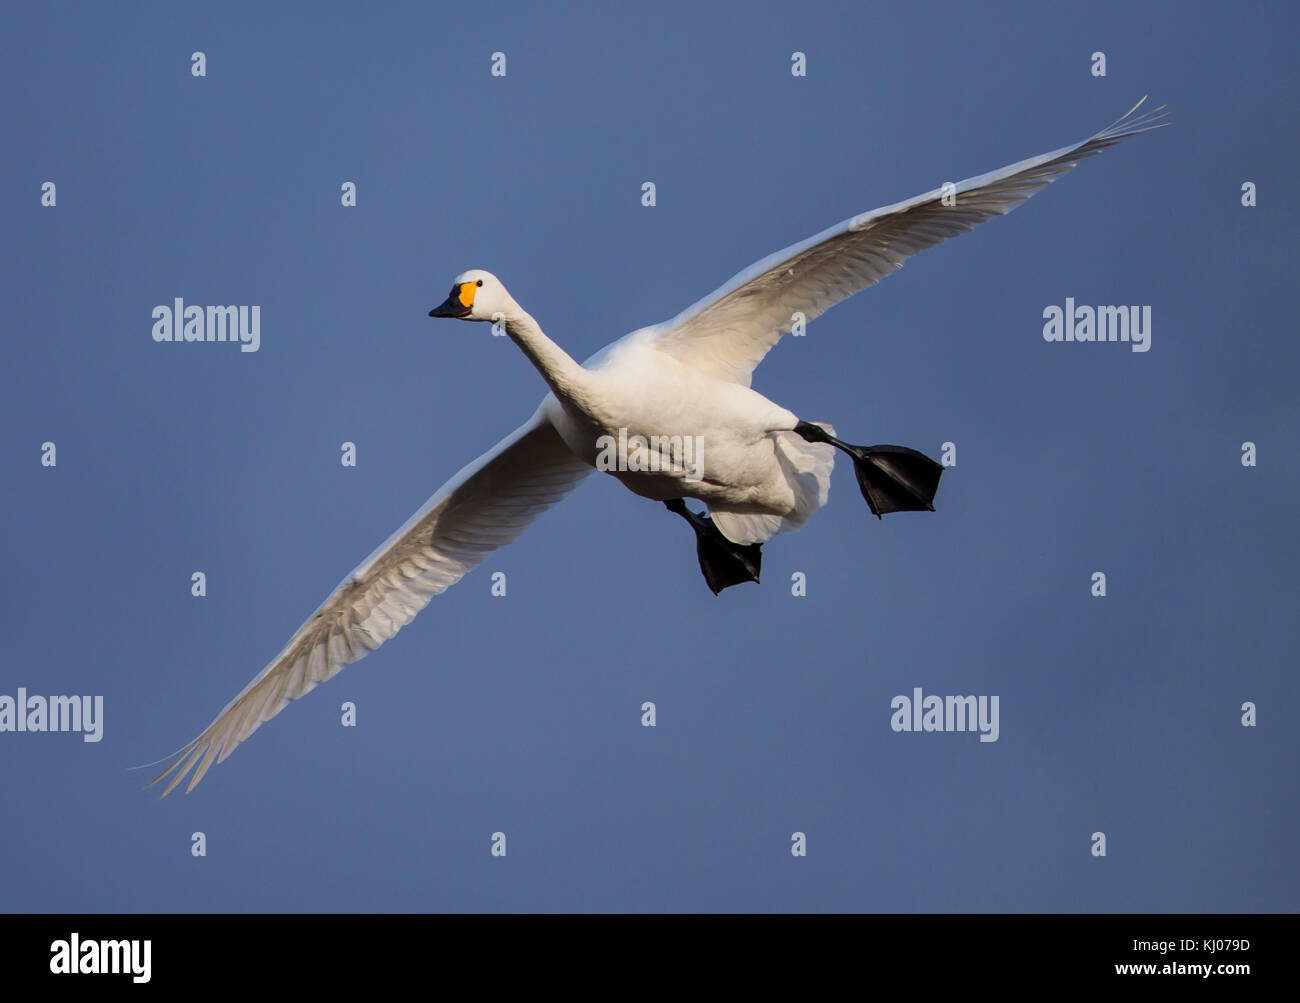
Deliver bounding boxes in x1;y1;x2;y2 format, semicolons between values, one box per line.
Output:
794;421;943;519
664;500;762;595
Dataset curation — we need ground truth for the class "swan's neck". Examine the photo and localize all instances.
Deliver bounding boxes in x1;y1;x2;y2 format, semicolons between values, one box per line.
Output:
504;308;590;405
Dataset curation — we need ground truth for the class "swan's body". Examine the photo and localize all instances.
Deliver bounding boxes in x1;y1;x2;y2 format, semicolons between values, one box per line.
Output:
152;99;1165;795
544;341;808;513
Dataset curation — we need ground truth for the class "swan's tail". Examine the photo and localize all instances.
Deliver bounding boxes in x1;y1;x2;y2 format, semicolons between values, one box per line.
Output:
709;424;836;545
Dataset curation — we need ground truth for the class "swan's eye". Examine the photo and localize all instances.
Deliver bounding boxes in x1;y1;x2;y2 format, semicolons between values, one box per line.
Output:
476;279;483;287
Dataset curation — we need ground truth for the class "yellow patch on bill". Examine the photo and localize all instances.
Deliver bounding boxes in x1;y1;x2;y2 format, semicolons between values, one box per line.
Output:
457;282;477;308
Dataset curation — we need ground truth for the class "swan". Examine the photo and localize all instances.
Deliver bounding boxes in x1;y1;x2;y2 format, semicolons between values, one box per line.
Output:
150;98;1165;795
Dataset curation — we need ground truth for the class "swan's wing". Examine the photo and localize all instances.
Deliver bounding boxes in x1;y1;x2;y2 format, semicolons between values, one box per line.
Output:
651;98;1167;385
150;411;589;795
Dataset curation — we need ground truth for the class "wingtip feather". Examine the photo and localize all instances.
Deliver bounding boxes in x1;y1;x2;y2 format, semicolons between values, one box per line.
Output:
1096;96;1170;143
161;743;205;798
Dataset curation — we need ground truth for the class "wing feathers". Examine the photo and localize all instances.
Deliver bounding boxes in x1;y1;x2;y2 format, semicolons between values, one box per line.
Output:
150;412;588;795
653;99;1167;384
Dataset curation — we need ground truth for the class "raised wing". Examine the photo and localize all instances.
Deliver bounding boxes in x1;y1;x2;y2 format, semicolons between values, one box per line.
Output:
652;98;1167;385
150;410;589;795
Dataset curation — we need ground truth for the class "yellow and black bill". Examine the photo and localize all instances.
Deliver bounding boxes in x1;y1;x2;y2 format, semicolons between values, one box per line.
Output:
429;282;477;318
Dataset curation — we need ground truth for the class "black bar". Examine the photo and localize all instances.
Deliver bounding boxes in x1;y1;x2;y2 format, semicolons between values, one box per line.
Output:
0;913;1281;989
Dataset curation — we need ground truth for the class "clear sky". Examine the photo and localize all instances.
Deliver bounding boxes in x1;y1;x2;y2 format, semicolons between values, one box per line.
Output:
2;0;1296;912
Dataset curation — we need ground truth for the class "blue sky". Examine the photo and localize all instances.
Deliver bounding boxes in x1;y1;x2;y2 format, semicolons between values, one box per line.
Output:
2;0;1296;912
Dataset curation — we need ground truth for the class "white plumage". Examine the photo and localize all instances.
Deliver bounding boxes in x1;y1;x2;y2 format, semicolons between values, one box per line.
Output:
152;99;1164;794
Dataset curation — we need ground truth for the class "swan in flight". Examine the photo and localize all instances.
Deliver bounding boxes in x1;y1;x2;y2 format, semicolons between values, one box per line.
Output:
151;98;1165;795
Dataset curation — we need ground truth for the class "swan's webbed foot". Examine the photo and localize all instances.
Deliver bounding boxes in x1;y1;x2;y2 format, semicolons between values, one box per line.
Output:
794;421;943;519
665;499;762;595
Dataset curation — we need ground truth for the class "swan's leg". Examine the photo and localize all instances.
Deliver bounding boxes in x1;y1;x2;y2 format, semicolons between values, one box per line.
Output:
794;421;943;519
664;499;762;595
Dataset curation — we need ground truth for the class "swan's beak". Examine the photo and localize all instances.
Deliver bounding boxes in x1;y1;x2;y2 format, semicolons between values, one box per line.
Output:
429;282;476;319
428;296;469;318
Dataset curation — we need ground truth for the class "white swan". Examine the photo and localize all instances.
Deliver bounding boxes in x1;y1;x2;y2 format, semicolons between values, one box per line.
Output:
152;98;1165;794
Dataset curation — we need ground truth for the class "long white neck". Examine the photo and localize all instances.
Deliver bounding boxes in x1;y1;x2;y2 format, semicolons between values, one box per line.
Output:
503;307;590;406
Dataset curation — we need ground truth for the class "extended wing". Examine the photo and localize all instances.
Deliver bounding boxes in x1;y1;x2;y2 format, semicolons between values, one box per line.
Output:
652;98;1167;385
150;410;588;795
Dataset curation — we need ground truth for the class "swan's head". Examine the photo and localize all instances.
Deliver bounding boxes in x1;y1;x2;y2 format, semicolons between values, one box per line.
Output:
428;269;513;322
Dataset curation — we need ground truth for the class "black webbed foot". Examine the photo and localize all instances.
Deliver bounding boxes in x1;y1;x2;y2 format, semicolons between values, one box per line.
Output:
665;499;762;595
794;422;943;519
